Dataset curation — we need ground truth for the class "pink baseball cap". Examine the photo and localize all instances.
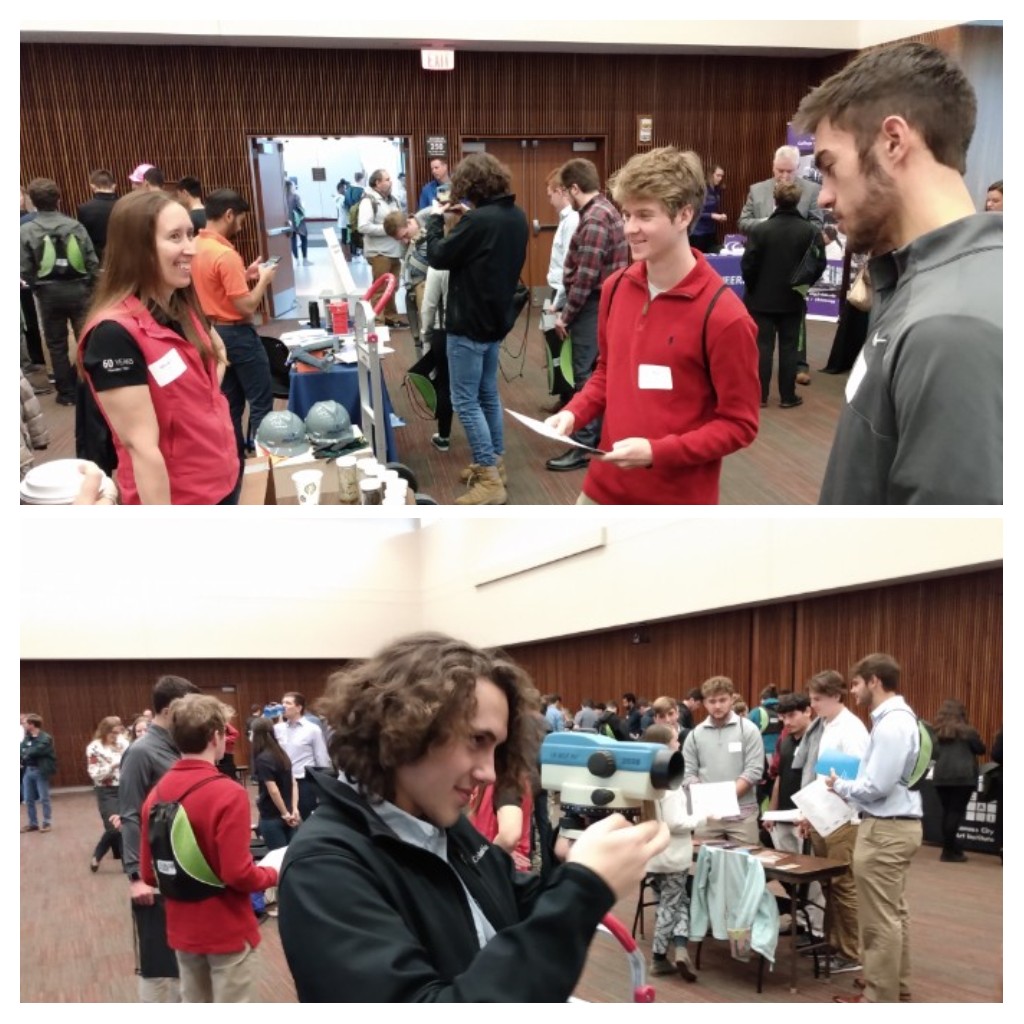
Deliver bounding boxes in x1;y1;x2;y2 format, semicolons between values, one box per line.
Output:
128;163;155;183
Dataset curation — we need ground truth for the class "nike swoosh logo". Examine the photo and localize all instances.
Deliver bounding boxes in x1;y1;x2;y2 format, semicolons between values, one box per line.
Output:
871;334;888;346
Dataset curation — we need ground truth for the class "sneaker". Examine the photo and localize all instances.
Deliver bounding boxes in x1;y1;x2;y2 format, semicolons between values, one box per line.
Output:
940;850;968;862
20;824;39;833
40;824;52;833
455;465;507;505
430;434;450;452
648;957;676;977
827;955;862;974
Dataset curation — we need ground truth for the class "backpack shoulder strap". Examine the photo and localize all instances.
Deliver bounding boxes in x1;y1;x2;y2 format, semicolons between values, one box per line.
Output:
155;769;232;806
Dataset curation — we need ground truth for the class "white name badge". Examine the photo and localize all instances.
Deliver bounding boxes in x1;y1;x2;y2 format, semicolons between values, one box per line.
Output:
728;741;743;753
148;348;188;388
845;349;868;403
638;364;673;390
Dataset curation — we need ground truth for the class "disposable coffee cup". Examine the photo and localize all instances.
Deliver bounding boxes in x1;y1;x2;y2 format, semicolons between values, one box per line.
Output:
292;469;324;505
20;459;115;505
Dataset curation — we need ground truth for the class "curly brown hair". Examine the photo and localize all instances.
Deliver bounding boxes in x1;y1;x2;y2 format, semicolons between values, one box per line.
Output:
450;154;513;206
321;632;540;804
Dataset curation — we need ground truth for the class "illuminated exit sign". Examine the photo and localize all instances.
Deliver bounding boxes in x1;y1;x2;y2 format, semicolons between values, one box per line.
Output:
421;49;455;71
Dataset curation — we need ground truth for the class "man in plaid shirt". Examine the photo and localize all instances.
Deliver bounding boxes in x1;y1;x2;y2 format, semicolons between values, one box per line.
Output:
546;158;627;473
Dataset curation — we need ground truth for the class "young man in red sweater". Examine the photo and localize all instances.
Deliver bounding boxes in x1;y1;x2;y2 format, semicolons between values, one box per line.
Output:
140;694;277;1002
545;147;760;504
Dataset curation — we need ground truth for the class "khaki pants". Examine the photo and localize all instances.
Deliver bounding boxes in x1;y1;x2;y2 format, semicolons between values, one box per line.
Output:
368;255;402;320
138;977;181;1003
770;823;824;935
852;818;921;1002
176;943;259;1003
810;820;860;961
694;814;760;846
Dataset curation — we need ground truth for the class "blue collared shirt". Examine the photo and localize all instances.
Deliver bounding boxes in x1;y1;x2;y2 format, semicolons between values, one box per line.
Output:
833;695;923;818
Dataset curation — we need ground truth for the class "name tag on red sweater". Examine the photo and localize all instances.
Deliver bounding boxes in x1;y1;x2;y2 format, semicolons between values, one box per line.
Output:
638;364;673;390
149;348;188;387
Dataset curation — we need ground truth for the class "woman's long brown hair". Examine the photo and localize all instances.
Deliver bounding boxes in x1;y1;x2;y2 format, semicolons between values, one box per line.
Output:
78;190;221;370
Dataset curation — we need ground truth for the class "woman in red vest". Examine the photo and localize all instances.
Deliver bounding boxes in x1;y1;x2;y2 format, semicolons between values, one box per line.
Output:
78;190;239;504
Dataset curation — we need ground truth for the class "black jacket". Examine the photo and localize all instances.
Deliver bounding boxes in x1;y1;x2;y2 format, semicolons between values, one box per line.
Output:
278;773;614;1002
932;728;986;787
741;207;820;315
425;193;528;342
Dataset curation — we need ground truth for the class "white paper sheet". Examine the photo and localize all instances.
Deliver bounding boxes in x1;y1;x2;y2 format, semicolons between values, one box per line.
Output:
761;809;804;823
505;408;608;454
791;777;859;837
258;846;287;873
688;781;741;820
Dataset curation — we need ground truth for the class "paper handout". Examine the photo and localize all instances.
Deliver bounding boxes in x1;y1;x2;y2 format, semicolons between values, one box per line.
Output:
688;781;741;821
505;408;608;454
791;777;859;837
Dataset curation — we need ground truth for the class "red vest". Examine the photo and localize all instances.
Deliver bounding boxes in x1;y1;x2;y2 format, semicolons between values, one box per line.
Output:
81;297;238;504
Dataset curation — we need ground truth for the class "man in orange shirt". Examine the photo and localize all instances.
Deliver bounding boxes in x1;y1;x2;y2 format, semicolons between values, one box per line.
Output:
191;189;278;461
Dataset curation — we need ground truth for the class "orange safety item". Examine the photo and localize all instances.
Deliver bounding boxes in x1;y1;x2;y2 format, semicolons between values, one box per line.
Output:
363;274;397;317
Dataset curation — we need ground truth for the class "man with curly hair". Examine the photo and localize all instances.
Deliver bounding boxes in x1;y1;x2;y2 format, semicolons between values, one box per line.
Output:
277;632;668;1002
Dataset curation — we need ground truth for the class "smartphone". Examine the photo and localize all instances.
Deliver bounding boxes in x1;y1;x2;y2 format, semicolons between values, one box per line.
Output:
262;256;281;268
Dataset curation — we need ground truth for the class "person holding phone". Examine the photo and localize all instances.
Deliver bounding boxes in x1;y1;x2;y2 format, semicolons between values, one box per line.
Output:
191;188;279;471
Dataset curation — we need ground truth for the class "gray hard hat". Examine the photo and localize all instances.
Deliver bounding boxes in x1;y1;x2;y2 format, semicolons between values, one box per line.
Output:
305;400;355;446
255;410;308;457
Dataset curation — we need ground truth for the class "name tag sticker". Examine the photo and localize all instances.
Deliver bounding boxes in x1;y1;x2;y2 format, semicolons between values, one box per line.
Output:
728;741;743;753
148;348;188;388
845;350;868;403
638;364;673;390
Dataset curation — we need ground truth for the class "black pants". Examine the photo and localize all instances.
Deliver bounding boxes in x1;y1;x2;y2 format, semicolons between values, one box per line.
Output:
935;784;974;854
93;785;122;861
752;309;803;403
409;330;453;438
35;281;91;401
21;287;46;365
567;295;602;448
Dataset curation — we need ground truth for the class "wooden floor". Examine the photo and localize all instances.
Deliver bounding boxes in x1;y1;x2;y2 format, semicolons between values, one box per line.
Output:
21;788;1002;1003
24;303;845;505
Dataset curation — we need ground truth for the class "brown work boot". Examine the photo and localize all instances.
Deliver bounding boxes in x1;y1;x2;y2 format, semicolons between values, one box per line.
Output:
455;465;507;505
460;456;506;485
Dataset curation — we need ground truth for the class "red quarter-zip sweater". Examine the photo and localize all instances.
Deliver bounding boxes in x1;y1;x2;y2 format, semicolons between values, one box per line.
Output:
141;759;277;954
566;255;760;505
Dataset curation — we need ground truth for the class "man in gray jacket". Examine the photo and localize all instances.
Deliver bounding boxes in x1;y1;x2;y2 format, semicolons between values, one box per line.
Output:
796;41;1002;504
738;146;823;235
119;674;199;1002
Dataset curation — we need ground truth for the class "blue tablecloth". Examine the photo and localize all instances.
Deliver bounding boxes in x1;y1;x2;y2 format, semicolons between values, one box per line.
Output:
288;363;397;461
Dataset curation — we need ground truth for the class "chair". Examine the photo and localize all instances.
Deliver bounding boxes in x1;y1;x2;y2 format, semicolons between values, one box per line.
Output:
632;874;659;939
260;336;291;400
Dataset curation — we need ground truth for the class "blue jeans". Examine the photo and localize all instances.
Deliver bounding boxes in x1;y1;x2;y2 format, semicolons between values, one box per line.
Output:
258;816;293;851
447;334;503;467
22;767;51;827
217;324;274;459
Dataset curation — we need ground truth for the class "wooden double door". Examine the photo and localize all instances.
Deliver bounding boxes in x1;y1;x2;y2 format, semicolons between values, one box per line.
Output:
459;137;606;298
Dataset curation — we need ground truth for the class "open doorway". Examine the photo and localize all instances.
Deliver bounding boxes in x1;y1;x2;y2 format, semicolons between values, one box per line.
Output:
248;134;411;319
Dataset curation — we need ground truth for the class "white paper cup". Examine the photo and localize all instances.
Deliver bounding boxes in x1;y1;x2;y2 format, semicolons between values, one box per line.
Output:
292;469;324;505
20;459;115;505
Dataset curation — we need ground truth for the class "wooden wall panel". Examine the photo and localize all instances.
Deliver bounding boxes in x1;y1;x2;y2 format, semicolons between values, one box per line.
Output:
21;42;827;259
21;568;1000;788
19;658;351;789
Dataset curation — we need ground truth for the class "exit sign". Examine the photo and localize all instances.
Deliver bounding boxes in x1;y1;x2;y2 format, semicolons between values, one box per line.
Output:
421;49;455;71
